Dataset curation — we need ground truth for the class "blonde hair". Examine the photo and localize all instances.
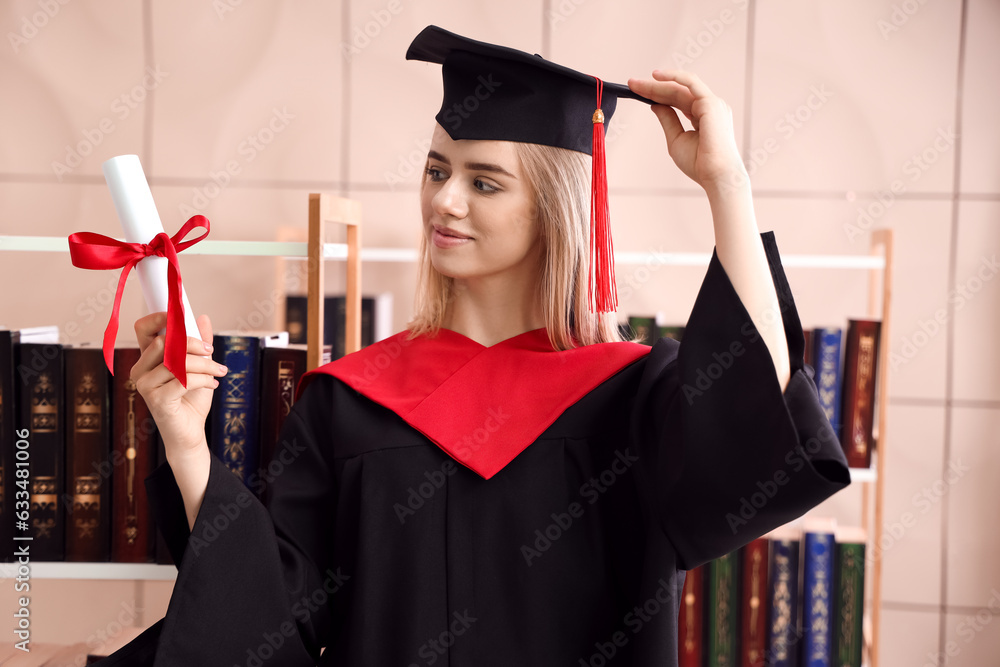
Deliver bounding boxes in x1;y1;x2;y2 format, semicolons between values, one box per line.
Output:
406;141;628;350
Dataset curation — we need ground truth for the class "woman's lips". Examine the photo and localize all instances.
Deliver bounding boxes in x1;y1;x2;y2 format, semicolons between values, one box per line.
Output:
432;228;473;248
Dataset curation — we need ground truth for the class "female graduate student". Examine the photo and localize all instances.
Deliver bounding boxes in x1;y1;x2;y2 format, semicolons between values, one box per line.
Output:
98;25;850;667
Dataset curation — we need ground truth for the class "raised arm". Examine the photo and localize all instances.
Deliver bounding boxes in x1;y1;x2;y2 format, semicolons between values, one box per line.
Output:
628;70;791;391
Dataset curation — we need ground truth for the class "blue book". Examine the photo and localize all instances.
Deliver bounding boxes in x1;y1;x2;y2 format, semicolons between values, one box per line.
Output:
766;527;801;667
802;518;836;667
210;332;287;490
812;328;843;440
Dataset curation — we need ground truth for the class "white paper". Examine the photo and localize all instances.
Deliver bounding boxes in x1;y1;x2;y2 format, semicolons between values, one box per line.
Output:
102;155;200;341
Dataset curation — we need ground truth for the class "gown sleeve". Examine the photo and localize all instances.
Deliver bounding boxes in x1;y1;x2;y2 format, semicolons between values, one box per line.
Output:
630;231;851;571
92;377;339;666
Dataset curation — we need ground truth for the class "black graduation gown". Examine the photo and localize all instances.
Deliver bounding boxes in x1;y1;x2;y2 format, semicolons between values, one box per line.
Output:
94;231;850;666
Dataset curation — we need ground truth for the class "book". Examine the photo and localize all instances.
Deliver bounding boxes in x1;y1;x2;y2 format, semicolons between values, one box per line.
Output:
15;339;66;560
840;320;880;468
626;316;657;345
210;332;287;488
285;293;393;358
802;518;836;667
64;346;111;562
259;344;310;497
812;328;843;441
833;527;866;667
658;325;684;342
766;526;801;667
707;549;740;667
111;348;157;563
802;329;813;368
740;538;769;667
678;565;704;667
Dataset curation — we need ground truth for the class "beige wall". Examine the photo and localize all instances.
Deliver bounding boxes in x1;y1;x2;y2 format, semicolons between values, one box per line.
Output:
1;0;998;662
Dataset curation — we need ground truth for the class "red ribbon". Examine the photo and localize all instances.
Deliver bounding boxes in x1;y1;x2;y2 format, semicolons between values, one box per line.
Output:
67;215;210;388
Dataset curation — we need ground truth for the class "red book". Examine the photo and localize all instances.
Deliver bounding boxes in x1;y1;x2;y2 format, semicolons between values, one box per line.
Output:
840;319;881;468
803;328;813;368
65;347;111;562
111;348;156;562
740;538;769;667
259;345;308;478
678;565;704;666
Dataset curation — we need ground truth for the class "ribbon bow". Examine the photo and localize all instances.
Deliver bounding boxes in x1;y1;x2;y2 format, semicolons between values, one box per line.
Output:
67;215;210;388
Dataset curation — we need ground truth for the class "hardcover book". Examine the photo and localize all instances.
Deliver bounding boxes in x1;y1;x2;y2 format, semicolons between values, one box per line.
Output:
840;320;881;468
766;526;801;667
111;348;157;563
740;538;769;667
678;564;704;667
626;316;657;346
812;328;843;441
0;329;19;560
802;518;837;667
64;347;111;562
707;550;740;667
15;340;65;560
834;527;867;667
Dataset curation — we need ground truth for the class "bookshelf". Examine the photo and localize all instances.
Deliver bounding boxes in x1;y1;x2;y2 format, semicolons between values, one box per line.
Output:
0;196;892;667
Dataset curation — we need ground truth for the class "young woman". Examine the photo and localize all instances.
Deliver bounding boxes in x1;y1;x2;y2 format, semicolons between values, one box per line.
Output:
98;25;849;667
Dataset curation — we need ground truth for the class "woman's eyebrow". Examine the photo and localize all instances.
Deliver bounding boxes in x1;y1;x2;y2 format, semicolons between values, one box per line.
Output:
427;150;517;180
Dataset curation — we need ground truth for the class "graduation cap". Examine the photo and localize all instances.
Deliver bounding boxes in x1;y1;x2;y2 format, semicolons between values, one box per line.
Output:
406;25;654;314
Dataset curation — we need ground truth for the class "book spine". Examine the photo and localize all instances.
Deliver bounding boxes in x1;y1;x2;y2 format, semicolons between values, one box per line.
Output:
64;348;111;562
658;325;685;342
15;342;65;561
802;530;834;667
812;328;843;441
111;348;157;563
834;542;865;667
284;295;308;345
211;335;262;488
0;331;17;560
678;565;704;667
741;538;769;667
627;316;657;346
708;550;740;667
766;538;800;667
840;320;880;468
259;346;307;496
802;329;813;368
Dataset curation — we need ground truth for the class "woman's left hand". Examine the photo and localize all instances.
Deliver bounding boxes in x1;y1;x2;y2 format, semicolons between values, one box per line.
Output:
627;70;747;193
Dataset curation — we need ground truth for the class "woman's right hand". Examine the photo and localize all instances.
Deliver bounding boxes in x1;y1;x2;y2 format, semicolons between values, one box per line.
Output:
130;312;228;460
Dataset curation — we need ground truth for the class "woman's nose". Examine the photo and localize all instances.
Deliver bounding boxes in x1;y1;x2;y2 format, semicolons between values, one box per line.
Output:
432;177;468;219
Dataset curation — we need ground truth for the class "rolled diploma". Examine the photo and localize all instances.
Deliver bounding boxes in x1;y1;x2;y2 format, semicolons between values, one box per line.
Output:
102;155;201;341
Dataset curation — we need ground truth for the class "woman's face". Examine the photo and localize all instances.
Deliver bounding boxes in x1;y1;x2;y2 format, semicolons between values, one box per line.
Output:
420;124;542;285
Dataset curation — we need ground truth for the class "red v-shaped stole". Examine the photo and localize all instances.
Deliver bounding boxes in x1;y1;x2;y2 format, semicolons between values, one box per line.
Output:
297;328;650;479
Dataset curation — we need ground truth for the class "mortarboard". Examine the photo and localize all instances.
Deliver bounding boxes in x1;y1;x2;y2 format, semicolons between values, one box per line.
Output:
406;25;654;313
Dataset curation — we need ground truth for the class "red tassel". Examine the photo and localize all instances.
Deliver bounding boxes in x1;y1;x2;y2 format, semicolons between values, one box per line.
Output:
589;76;617;313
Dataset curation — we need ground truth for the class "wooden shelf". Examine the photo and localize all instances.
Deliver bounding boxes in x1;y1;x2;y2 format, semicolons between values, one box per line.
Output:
0;562;176;580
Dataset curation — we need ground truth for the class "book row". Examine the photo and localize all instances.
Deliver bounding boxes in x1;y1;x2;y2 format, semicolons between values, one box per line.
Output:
624;317;883;469
678;519;867;667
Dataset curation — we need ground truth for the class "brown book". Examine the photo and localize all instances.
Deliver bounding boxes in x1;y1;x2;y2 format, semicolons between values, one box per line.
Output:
678;564;704;667
740;538;769;667
111;348;156;563
840;319;881;468
802;328;813;368
65;347;111;562
260;345;307;476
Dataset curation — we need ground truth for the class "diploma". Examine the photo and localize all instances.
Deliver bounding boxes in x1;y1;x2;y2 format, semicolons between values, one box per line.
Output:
102;155;201;340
